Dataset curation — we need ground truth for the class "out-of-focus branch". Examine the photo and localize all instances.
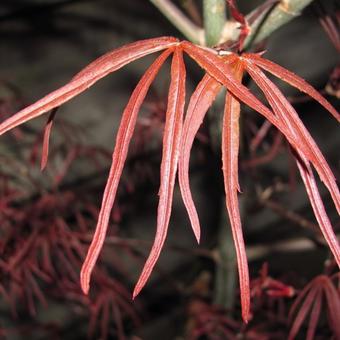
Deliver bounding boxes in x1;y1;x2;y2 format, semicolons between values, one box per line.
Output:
150;0;316;48
81;234;216;260
260;197;328;248
180;0;202;26
261;198;321;234
149;0;204;45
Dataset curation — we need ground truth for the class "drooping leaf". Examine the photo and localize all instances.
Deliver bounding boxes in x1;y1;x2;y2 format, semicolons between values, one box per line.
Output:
0;35;338;327
41;108;58;170
306;287;322;340
244;61;340;216
221;60;250;323
72;37;177;81
178;74;222;243
80;48;173;295
181;42;276;123
245;53;340;122
289;276;340;340
288;284;320;340
318;11;340;53
181;43;297;144
323;277;340;339
0;37;178;135
133;47;186;298
294;151;340;268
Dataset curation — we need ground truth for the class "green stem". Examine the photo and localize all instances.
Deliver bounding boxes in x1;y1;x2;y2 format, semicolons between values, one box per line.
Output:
213;208;237;310
202;0;235;310
149;0;204;45
203;0;226;46
150;0;315;49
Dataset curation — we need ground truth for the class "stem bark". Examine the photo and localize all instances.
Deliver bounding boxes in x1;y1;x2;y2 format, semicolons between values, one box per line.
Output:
203;0;226;46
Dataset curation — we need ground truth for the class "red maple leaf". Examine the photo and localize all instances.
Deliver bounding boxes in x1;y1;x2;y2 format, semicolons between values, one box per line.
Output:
289;273;340;339
0;37;339;323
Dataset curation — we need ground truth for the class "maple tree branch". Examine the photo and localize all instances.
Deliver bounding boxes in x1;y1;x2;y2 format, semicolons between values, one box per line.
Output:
260;198;322;236
149;0;204;45
213;201;242;311
80;234;215;259
201;1;235;308
150;0;314;49
249;0;315;45
179;0;202;26
203;0;226;46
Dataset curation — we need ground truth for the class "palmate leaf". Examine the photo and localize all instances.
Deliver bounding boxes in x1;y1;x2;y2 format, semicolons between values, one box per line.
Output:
323;278;340;337
306;286;322;340
179;45;339;321
288;284;320;340
133;48;186;298
180;43;310;153
0;36;339;325
181;42;278;122
80;48;173;294
289;275;340;339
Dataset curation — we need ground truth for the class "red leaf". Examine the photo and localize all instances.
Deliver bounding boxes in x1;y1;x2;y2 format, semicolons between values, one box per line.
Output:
319;12;340;53
80;48;173;295
226;0;246;25
0;37;178;135
323;278;340;339
178;74;222;243
41;108;58;170
244;61;340;216
182;43;266;111
288;285;319;340
221;60;250;323
289;275;340;339
133;47;186;298
226;0;250;50
245;53;340;122
306;287;322;340
54;148;78;186
181;43;282;128
181;46;307;168
294;152;340;268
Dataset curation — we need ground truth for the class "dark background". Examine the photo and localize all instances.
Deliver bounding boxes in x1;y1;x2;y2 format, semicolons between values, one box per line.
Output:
0;1;338;339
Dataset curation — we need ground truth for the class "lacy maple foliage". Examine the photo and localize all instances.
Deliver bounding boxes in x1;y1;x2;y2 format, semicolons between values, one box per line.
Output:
0;37;339;323
288;273;340;339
